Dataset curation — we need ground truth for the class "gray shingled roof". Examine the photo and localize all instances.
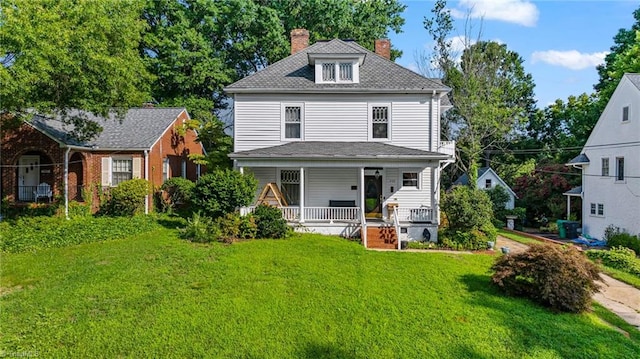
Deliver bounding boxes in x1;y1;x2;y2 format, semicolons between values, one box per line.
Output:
29;108;186;149
452;167;490;186
230;141;449;160
563;186;583;196
625;73;640;90
225;39;449;93
567;153;590;165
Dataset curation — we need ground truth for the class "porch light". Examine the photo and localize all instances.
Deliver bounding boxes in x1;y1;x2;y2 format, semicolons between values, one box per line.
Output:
374;170;380;179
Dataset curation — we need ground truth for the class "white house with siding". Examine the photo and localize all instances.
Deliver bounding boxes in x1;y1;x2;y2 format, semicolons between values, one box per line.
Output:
452;167;517;209
566;73;640;239
226;29;454;248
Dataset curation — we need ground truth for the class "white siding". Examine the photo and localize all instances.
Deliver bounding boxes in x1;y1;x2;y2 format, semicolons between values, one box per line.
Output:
305;168;359;207
383;167;432;209
246;167;276;200
478;170;516;210
233;93;438;152
580;76;640;238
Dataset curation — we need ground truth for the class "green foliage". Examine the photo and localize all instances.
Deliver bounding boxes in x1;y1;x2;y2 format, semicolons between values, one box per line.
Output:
0;215;160;253
607;232;640;254
604;224;623;241
102;179;150;216
442;186;494;231
512;164;579;220
491;244;601;313
0;0;151;139
486;185;510;217
215;212;257;243
253;204;289;239
178;212;216;243
65;201;92;218
192;170;257;219
587;247;640;276
159;177;196;215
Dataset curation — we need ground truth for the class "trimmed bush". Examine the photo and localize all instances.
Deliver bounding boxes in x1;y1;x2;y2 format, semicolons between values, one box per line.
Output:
491;244;601;313
253;204;288;239
607;232;640;255
192;170;257;219
587;247;640;276
159;177;196;214
440;186;496;249
0;215;160;253
102;178;150;216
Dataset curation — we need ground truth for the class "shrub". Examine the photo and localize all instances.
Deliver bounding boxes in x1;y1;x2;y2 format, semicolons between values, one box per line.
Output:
587;247;640;276
486;185;510;216
159;177;195;214
215;212;257;243
607;232;640;255
603;224;622;241
440;186;496;249
178;212;217;243
192;170;257;219
491;244;601;313
253;204;289;239
0;215;160;253
102;179;150;216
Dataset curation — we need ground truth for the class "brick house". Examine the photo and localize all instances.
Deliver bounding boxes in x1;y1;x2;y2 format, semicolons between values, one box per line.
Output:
1;108;204;213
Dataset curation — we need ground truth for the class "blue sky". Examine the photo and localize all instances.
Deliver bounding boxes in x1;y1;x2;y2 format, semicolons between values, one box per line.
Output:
389;0;640;107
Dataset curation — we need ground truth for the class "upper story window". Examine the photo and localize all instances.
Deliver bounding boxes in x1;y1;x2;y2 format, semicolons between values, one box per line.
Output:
320;62;355;83
601;158;609;177
370;105;390;140
309;53;363;84
339;63;352;81
622;106;629;122
485;179;492;189
616;157;625;181
282;104;303;140
322;63;335;82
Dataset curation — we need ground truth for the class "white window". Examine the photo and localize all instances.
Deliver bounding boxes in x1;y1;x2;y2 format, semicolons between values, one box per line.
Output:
597;203;604;216
590;203;604;216
339;62;352;81
112;159;132;186
181;159;187;178
284;106;302;139
590;203;596;215
280;169;300;205
322;63;335;82
163;158;170;182
402;172;419;188
370;105;390;140
601;158;609;177
616;157;624;181
485;179;492;189
622;106;629;122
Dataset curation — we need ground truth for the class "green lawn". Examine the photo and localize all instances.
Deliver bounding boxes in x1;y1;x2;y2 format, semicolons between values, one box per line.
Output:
498;229;543;245
2;229;639;358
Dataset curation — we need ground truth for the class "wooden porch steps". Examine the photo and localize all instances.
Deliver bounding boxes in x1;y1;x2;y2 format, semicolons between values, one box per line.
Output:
365;224;398;249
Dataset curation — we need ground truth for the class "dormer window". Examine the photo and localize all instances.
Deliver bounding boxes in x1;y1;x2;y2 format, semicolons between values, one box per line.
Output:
308;53;364;84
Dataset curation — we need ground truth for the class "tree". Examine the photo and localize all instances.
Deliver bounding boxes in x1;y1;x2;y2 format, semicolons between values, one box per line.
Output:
0;0;151;139
594;6;640;103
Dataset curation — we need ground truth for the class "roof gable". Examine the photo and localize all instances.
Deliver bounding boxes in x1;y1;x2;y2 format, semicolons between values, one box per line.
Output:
225;39;449;93
29;108;186;150
452;167;517;197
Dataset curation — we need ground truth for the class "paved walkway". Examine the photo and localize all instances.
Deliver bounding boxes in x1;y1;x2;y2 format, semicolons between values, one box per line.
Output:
497;235;640;331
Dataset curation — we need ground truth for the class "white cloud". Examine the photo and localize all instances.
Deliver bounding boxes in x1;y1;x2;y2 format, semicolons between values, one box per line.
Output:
451;0;539;27
531;50;608;70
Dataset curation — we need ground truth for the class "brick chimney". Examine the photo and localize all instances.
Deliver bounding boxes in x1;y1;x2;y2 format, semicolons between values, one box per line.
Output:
375;39;391;60
290;29;310;55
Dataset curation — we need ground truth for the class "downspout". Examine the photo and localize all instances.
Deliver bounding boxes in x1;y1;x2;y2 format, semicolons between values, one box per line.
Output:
430;90;436;152
64;147;71;220
144;150;149;215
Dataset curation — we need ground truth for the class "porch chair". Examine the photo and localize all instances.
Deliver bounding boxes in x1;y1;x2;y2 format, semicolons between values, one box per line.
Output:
33;183;52;203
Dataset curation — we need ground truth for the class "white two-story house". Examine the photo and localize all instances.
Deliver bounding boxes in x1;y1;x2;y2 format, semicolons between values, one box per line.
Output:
226;29;454;249
567;73;640;239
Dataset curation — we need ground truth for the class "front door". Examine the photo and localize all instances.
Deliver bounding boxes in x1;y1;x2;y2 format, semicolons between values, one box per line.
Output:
18;155;40;201
364;175;383;218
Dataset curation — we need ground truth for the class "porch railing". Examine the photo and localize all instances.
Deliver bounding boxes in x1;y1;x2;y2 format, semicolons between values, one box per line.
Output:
17;185;85;202
439;140;456;159
395;207;434;223
240;206;360;222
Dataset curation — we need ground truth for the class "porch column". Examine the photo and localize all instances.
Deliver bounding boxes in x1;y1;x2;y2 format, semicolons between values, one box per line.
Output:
64;147;70;220
299;167;305;223
566;195;571;220
360;167;366;247
144;150;149;215
239;166;244;175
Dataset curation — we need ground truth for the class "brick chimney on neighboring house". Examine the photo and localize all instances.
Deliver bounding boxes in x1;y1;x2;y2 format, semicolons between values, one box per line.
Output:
375;39;391;60
290;29;310;55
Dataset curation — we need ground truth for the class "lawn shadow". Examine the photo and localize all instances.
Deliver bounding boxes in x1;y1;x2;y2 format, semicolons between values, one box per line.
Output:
155;216;186;230
298;342;359;359
458;273;640;357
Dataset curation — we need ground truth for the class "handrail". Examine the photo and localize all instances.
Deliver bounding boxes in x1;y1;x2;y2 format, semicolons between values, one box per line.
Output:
393;206;401;250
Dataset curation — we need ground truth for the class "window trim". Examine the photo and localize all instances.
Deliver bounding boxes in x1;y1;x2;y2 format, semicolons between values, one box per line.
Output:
315;60;359;84
590;202;605;217
163;157;170;182
281;103;304;141
615;157;625;182
277;168;301;206
400;170;420;189
111;157;133;186
601;157;609;177
368;103;391;141
622;105;630;122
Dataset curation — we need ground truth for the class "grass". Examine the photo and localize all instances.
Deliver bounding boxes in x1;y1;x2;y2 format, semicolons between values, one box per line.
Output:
498;229;542;245
2;229;639;358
